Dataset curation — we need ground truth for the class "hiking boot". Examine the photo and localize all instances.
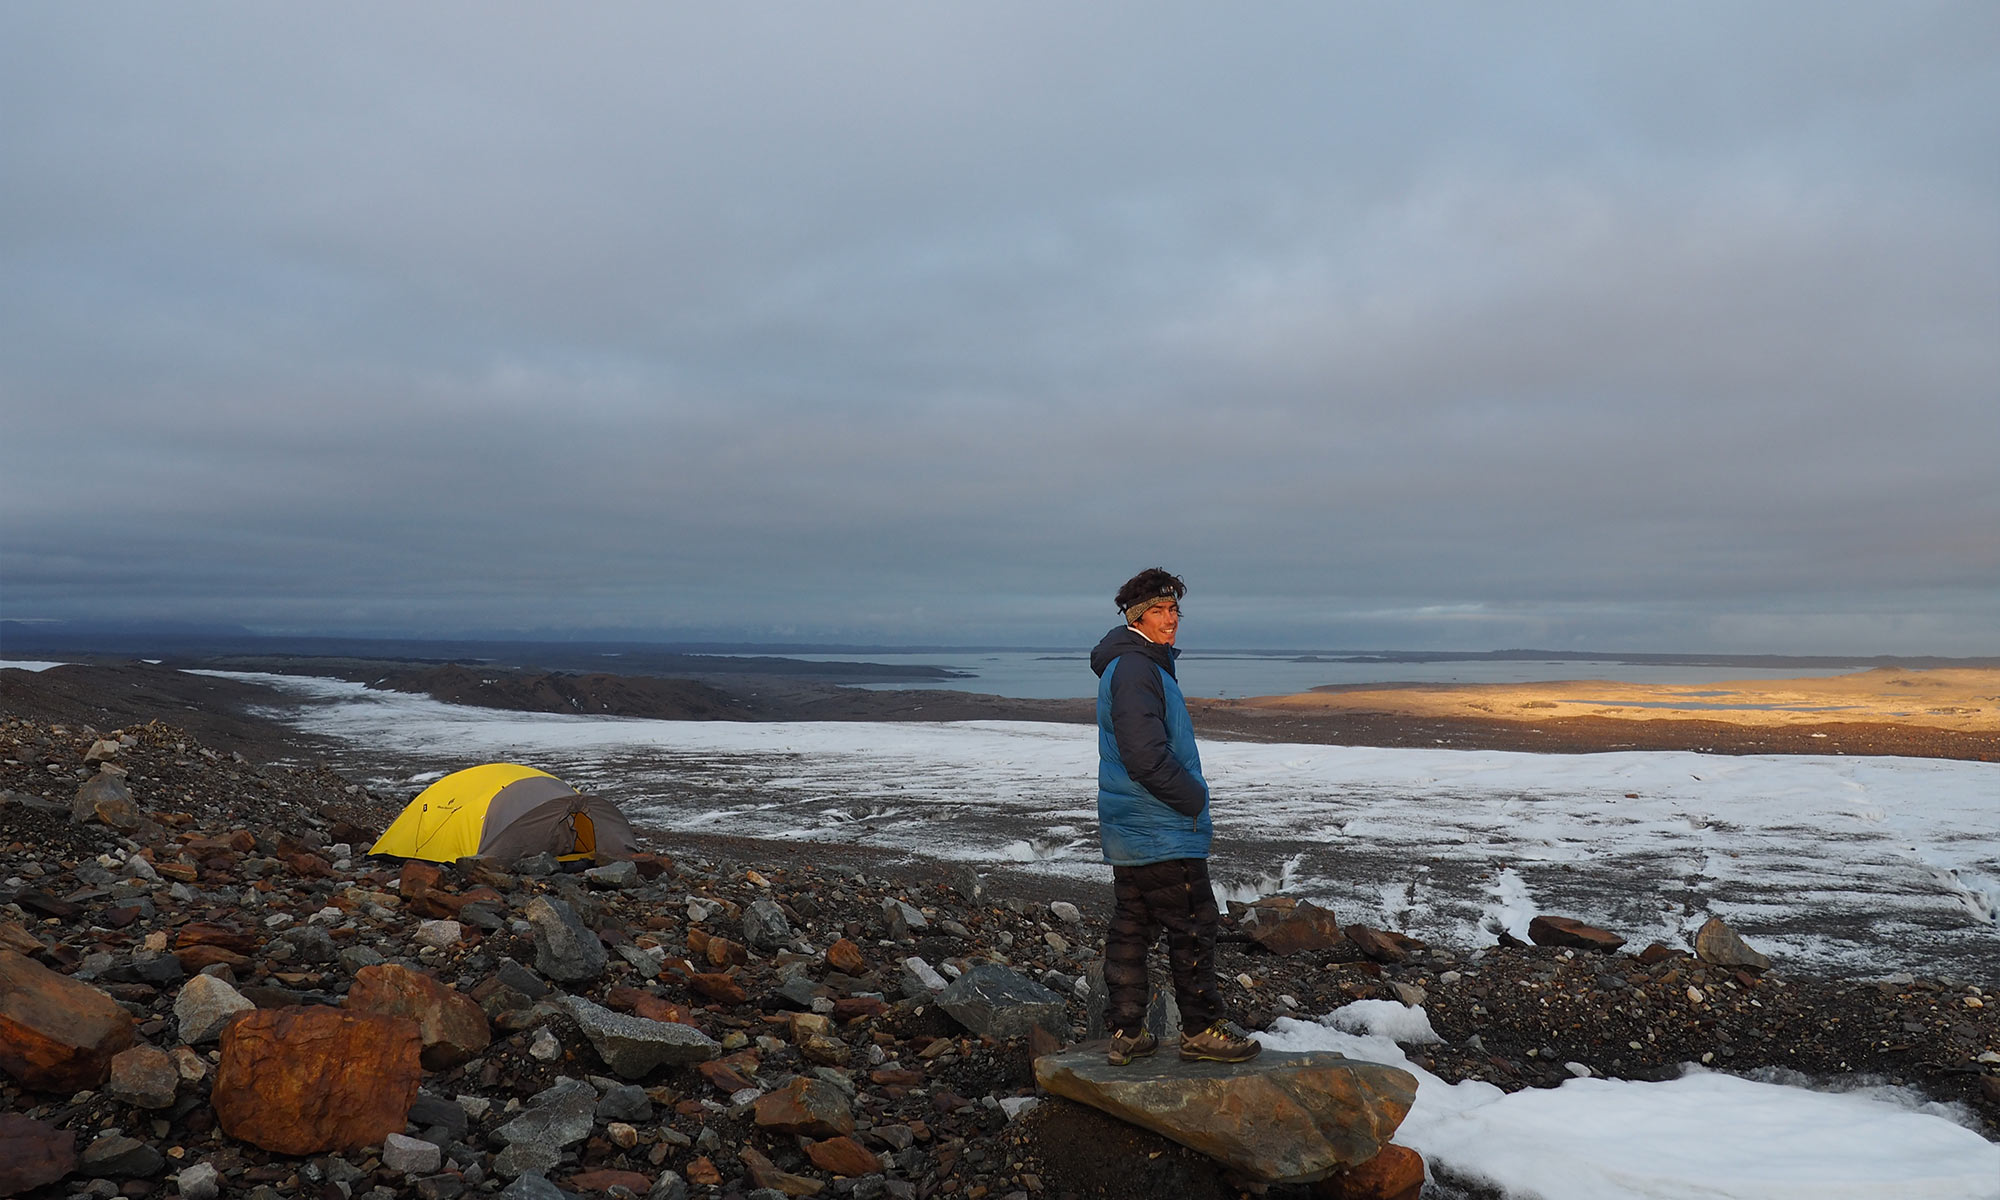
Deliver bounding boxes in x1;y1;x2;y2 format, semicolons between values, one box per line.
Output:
1106;1028;1159;1066
1179;1021;1261;1063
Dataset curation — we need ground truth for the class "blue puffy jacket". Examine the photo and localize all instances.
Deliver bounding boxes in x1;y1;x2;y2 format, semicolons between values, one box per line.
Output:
1091;625;1211;866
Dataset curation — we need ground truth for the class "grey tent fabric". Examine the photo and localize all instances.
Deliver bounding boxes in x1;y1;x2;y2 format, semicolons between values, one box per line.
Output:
468;776;638;862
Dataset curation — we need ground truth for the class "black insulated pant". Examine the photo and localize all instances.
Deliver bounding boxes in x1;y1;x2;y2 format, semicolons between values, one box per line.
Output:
1104;856;1226;1034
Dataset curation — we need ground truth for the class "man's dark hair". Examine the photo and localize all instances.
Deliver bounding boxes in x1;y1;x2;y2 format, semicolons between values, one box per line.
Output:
1115;568;1186;612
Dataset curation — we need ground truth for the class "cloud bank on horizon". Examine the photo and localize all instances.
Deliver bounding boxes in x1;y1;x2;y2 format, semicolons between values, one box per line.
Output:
2;4;1995;653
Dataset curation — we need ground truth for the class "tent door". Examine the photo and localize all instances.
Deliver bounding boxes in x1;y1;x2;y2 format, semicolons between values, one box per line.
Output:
558;809;597;861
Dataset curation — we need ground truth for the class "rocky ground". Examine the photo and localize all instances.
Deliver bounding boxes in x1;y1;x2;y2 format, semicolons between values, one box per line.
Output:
1;686;1996;1200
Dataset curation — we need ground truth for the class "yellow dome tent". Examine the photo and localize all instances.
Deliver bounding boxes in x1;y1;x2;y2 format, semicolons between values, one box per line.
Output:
369;763;637;864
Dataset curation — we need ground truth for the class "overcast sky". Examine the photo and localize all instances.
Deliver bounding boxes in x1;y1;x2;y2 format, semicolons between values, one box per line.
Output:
2;4;1995;653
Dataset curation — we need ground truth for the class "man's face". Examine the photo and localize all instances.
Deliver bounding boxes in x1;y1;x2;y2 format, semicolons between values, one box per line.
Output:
1132;599;1180;646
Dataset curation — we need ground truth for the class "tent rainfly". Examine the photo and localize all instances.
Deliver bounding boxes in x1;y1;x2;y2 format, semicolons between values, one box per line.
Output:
369;763;636;864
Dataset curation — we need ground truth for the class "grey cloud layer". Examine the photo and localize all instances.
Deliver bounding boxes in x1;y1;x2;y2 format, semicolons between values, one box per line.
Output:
3;4;1996;651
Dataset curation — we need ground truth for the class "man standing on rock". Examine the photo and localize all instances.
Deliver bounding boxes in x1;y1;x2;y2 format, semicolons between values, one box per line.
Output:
1091;567;1261;1066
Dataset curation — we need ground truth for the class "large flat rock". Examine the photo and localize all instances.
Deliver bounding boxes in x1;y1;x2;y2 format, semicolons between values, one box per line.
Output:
1034;1044;1417;1184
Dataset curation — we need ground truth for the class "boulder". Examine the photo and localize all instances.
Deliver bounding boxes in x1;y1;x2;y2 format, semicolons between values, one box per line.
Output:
0;1113;75;1196
71;770;140;830
1243;898;1346;955
1527;915;1626;953
211;1006;422;1154
936;963;1068;1040
563;995;719;1078
0;947;137;1091
524;896;608;983
173;973;256;1044
1693;917;1772;972
1034;1046;1417;1184
346;963;492;1070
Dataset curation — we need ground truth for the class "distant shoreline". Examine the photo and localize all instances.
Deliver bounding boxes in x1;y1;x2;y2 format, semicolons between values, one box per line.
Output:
6;657;1998;763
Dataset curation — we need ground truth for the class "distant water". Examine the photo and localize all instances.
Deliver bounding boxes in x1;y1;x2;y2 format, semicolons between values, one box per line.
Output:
741;650;1861;700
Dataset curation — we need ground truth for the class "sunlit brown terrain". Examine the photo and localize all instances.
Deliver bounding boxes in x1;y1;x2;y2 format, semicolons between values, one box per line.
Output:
1191;668;2000;761
1253;667;2000;730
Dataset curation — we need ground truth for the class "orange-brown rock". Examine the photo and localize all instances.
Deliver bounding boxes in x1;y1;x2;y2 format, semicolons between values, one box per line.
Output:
740;1146;825;1196
174;922;257;954
1244;898;1345;955
277;851;335;879
686;1157;721;1186
703;935;748;968
825;937;868;975
212;1006;421;1154
397;861;443;893
0;948;137;1091
1314;1143;1426;1200
345;963;491;1069
685;970;748;1005
0;922;42;954
1527;915;1626;953
753;1076;855;1138
566;1168;654;1193
806;1135;883;1177
832;995;888;1021
1344;925;1425;964
173;945;251;972
396;861;465;918
0;1113;76;1196
605;985;701;1027
696;1059;758;1094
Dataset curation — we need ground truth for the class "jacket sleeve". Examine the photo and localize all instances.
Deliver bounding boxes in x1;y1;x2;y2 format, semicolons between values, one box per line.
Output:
1107;655;1209;818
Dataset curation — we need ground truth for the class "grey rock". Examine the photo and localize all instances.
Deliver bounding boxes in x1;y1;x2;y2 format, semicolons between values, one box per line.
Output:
882;897;927;937
584;860;639;889
1049;901;1083;925
774;975;822;1010
595;1082;654;1123
339;944;386;972
280;925;340;965
615;942;665;979
493;1144;561;1180
410;1092;470;1140
513;852;558;877
563;995;719;1078
383;1132;443;1175
647;1170;688;1200
741;899;794;951
79;1132;165;1178
525;895;608;983
899;956;948;999
500;1174;569;1200
174;973;255;1044
173;1162;222;1200
937;964;1068;1040
457;901;506;931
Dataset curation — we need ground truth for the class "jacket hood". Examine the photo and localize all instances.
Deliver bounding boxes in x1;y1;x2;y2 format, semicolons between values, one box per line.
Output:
1090;624;1178;679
